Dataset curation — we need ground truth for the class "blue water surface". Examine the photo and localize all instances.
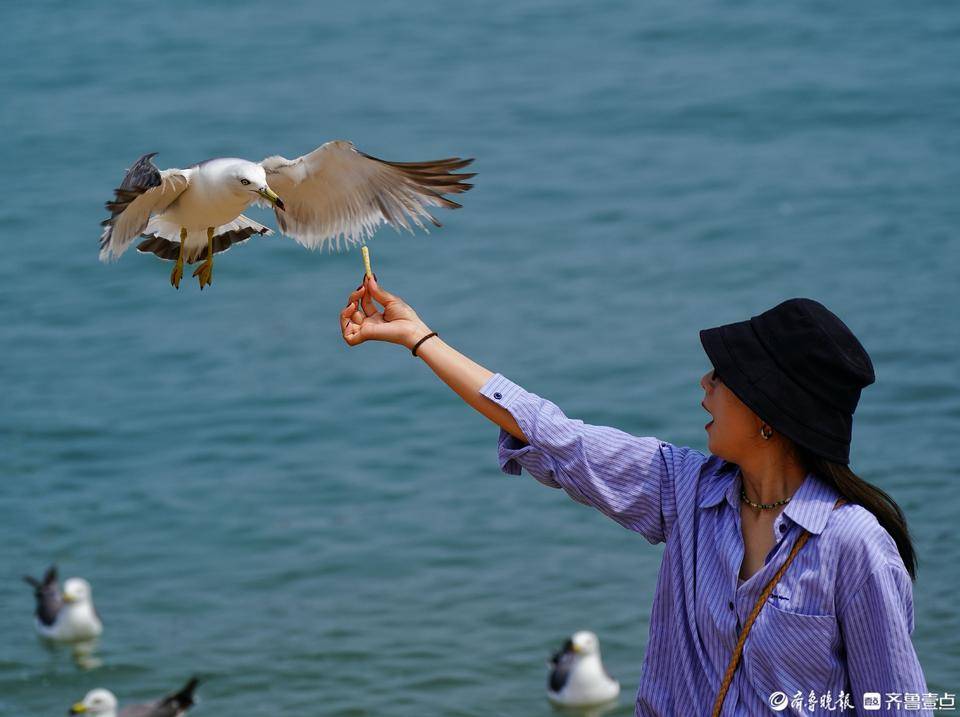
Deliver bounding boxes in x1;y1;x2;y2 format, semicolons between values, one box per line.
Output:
1;1;957;714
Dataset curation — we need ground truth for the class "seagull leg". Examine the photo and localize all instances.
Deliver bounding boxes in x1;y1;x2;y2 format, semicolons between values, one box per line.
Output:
170;227;187;289
192;227;215;290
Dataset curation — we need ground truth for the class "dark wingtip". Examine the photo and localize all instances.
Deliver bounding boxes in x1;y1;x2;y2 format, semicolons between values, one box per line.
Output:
178;676;200;703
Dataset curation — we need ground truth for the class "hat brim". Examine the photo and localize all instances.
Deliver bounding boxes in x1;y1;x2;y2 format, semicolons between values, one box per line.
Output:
699;321;851;464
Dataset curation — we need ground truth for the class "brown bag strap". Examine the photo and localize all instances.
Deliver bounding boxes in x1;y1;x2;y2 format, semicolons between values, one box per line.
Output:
710;497;847;717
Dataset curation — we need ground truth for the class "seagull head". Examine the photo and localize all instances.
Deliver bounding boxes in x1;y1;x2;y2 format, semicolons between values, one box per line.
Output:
233;163;285;211
69;688;117;716
569;630;601;656
61;577;93;605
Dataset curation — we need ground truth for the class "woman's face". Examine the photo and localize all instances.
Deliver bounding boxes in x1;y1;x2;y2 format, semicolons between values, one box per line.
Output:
700;369;762;463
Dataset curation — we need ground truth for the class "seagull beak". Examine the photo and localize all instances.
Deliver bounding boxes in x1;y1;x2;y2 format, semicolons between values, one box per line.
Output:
570;643;583;654
258;186;285;211
69;704;87;714
61;593;76;604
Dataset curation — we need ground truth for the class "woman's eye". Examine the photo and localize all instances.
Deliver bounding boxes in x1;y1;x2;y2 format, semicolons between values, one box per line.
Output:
711;370;720;382
240;178;250;186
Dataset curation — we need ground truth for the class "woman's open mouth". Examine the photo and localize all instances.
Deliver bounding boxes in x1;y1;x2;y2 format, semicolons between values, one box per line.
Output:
702;401;713;430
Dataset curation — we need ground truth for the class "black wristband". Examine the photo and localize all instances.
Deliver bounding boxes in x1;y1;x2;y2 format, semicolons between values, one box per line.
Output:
411;331;438;357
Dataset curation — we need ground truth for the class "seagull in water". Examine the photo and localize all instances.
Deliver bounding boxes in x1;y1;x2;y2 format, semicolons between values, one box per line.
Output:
99;140;475;289
23;566;103;642
547;631;620;708
69;677;199;717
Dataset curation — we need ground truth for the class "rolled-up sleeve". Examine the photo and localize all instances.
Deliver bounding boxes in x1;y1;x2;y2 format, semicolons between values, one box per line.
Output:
839;563;931;716
479;373;690;544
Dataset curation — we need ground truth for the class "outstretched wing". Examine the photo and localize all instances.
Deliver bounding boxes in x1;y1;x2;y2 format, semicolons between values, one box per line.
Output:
99;153;190;262
260;140;474;251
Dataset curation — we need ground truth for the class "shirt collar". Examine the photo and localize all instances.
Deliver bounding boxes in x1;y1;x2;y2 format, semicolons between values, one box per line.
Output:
698;460;841;535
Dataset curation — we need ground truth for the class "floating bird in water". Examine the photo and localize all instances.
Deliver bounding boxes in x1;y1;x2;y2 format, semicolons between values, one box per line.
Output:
69;677;199;717
99;140;475;289
23;566;103;642
547;631;620;708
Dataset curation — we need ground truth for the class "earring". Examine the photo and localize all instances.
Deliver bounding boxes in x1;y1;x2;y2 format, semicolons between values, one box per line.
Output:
760;425;773;440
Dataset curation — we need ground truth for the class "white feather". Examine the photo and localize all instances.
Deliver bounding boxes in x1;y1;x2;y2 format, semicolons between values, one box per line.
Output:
261;140;472;251
142;214;273;263
99;169;191;262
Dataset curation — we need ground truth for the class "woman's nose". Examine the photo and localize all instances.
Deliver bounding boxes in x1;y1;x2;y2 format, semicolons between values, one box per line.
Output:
700;371;713;391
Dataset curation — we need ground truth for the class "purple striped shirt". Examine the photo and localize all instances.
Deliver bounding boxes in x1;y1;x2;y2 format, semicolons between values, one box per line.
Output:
479;374;930;716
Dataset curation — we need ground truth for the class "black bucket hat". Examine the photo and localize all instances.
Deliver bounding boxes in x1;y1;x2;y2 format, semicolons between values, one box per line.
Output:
699;298;875;464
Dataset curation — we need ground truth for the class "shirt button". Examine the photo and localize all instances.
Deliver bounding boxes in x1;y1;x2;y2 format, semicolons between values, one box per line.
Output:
779;524;787;533
728;601;735;611
493;392;503;400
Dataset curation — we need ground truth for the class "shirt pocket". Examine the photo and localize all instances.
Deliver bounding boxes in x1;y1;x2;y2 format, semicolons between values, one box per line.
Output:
743;602;845;699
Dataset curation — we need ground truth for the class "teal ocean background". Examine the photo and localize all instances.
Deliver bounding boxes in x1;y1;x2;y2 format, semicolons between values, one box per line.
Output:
1;1;957;714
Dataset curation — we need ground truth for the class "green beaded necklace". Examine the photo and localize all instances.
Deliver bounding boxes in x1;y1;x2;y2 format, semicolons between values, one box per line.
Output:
739;488;791;510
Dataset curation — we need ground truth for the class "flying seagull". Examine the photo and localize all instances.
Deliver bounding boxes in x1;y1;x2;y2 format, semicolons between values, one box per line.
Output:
547;631;620;708
23;565;103;642
69;677;199;717
99;140;475;289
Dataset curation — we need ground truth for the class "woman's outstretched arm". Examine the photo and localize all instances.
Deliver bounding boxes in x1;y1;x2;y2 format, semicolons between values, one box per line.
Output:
339;274;527;442
339;272;697;544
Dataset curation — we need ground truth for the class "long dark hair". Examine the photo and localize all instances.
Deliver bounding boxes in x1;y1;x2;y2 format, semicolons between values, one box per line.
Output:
795;445;917;580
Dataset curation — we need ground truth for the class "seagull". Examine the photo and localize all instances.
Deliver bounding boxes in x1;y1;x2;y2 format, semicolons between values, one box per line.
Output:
69;677;199;717
99;140;475;289
547;631;620;708
23;566;103;642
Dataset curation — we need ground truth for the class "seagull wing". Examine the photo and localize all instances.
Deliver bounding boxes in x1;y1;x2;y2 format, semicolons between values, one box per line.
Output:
119;677;199;717
548;642;575;694
260;140;474;251
99;153;190;262
23;565;61;626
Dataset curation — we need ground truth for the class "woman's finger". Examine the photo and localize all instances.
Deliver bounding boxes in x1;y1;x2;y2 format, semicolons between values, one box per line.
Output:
347;286;366;305
343;321;364;345
360;288;379;317
364;275;397;304
351;309;365;325
340;301;356;331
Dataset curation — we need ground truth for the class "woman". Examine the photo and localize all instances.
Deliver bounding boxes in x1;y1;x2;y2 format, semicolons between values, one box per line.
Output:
339;275;930;716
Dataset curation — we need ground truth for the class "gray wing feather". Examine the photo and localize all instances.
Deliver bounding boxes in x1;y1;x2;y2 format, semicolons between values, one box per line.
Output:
119;677;199;717
137;215;270;263
261;140;474;250
548;640;574;694
23;565;61;627
99;153;189;261
118;705;155;717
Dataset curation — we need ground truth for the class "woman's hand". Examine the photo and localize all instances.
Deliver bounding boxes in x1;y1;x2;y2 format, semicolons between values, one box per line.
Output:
340;274;433;349
339;272;528;441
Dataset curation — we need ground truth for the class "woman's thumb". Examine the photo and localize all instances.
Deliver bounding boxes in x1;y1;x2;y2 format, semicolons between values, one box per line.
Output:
365;274;395;303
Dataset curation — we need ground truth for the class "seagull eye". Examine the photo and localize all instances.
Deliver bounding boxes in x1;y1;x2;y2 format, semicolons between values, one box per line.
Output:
240;178;251;186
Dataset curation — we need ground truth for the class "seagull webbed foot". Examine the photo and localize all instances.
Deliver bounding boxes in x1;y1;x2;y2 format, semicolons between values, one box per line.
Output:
170;259;184;290
192;258;213;290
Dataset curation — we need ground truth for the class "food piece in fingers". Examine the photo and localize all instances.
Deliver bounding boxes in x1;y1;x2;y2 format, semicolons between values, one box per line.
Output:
361;245;373;280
